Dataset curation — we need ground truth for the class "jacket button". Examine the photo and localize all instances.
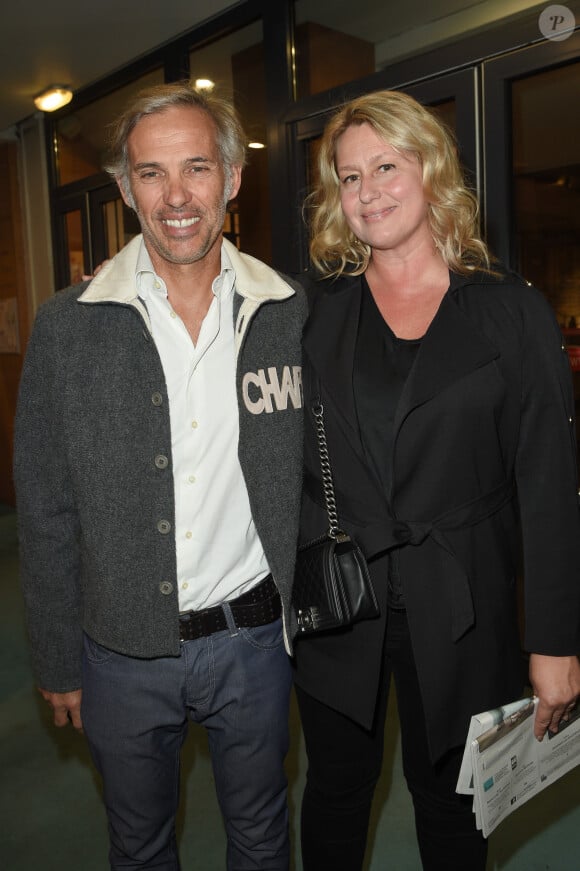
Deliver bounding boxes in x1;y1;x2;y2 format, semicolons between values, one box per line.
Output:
152;392;163;406
157;519;171;534
155;454;169;469
159;581;173;595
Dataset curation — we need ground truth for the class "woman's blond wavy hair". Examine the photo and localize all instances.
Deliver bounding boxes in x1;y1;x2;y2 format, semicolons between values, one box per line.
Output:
306;90;492;277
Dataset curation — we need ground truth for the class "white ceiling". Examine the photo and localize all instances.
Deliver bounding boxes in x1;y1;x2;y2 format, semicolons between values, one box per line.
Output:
0;0;554;136
0;0;235;135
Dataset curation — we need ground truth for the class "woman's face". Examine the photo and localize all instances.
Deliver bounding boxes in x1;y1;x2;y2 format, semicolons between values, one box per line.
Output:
335;122;431;258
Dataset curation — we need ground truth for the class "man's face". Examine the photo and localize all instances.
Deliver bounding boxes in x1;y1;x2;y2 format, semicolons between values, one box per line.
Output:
120;104;241;269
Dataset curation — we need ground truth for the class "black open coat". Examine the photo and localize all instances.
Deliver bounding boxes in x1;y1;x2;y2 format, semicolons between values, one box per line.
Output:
292;268;580;762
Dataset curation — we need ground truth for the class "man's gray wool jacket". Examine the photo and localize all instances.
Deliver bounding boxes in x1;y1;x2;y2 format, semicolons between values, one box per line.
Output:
14;235;308;693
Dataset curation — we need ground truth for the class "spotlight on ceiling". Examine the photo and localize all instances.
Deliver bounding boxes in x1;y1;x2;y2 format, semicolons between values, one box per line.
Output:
34;86;74;113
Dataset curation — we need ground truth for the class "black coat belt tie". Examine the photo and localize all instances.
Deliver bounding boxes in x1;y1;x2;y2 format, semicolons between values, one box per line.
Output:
303;475;516;642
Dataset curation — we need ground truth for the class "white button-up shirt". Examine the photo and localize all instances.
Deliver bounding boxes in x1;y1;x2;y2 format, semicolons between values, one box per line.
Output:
137;242;270;612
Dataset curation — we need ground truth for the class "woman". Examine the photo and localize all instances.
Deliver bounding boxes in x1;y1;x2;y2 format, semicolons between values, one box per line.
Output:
292;90;580;870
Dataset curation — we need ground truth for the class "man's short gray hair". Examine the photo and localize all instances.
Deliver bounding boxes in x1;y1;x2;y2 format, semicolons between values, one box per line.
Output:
103;80;247;200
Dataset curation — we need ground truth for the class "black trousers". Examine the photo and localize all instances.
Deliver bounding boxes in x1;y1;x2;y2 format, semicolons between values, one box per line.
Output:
295;609;488;871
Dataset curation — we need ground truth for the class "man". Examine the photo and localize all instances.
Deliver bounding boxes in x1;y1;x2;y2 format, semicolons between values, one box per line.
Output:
14;82;306;870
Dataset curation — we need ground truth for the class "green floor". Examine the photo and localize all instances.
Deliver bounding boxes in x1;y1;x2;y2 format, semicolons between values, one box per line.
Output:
1;506;579;870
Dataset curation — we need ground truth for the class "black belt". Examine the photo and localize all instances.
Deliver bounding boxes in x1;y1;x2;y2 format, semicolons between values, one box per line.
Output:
178;574;280;642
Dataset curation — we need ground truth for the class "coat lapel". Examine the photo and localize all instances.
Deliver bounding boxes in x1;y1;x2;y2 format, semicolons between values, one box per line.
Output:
303;270;501;481
394;283;500;430
302;274;362;438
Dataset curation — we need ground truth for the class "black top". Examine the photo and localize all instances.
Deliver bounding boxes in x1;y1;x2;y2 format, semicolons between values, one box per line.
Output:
354;276;421;608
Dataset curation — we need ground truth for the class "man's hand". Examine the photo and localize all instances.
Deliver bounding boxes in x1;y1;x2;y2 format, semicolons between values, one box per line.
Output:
39;688;83;731
82;259;110;281
529;654;580;740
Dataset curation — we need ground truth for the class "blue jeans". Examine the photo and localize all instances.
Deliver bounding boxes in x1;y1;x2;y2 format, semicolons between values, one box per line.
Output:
81;613;292;871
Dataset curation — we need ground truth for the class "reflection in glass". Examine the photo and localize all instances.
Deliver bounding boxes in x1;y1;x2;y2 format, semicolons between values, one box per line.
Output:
293;0;543;99
55;68;164;186
512;63;580;328
64;210;84;286
430;100;456;136
102;199;124;259
102;198;141;258
189;20;270;264
512;62;580;465
293;18;375;99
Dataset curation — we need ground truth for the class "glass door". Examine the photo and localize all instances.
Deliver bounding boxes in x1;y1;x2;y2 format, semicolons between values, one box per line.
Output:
55;194;91;288
55;184;139;288
483;32;580;465
90;184;140;266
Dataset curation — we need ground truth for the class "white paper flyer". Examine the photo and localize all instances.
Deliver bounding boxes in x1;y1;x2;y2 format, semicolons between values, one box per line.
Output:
457;696;580;837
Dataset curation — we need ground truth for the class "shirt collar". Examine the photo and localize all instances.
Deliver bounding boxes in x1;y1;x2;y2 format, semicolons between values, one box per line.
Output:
136;238;235;302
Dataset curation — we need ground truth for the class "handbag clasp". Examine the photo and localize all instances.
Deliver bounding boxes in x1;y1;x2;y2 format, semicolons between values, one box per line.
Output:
297;606;321;632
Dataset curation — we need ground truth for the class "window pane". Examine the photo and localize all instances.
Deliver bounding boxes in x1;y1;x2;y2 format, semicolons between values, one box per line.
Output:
293;15;375;99
512;61;580;463
293;0;508;99
55;68;164;186
102;198;141;258
512;63;580;321
189;20;269;264
430;99;456;134
64;210;84;285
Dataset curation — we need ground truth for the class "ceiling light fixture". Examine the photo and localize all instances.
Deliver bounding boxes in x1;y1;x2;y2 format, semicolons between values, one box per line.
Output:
34;86;73;113
248;141;266;150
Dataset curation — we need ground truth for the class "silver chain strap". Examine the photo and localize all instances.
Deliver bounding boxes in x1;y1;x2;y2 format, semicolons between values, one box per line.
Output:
311;402;346;540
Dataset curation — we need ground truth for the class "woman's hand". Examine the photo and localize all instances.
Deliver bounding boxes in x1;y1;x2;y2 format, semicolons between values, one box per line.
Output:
529;653;580;740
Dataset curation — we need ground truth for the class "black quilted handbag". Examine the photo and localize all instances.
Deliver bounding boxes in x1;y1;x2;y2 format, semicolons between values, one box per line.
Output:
293;401;379;635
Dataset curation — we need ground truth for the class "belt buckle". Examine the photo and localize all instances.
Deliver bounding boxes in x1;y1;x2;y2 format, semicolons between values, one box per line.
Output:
179;610;195;642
